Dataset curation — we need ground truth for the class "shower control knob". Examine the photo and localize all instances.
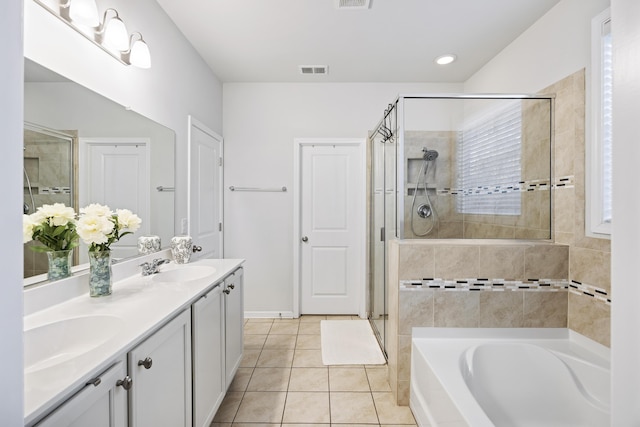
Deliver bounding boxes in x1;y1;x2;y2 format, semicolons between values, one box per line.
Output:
192;245;202;253
301;236;308;242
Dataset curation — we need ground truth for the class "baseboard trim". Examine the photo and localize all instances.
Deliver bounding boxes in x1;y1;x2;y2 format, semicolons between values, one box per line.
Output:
244;311;296;319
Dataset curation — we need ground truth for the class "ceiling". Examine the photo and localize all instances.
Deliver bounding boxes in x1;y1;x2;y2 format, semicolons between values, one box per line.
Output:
156;0;560;83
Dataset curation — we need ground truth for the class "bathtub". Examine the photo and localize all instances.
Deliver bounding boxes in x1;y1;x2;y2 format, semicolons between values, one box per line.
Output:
410;328;610;427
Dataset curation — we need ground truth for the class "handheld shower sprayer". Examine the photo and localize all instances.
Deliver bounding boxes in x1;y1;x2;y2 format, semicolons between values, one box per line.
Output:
422;148;439;162
411;148;439;236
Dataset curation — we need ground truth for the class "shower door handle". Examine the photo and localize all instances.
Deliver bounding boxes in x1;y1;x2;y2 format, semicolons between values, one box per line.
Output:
380;227;385;242
301;236;308;243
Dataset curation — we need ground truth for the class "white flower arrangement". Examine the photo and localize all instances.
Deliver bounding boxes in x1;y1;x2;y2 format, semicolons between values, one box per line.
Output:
77;203;142;252
23;203;79;252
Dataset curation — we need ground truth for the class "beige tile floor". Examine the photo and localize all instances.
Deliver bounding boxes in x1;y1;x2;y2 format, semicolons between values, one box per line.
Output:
212;315;417;427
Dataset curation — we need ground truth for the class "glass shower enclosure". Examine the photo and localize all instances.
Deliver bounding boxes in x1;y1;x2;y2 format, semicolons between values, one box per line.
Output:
368;94;554;355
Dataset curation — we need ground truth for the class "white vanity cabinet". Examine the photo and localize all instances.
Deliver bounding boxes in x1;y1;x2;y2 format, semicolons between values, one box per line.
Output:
192;283;225;427
35;360;128;427
224;268;244;387
128;308;192;427
26;260;246;427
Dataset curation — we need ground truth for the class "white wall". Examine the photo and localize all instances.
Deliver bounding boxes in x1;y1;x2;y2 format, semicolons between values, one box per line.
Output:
0;0;24;424
24;0;223;233
223;82;461;315
611;0;640;423
465;0;610;93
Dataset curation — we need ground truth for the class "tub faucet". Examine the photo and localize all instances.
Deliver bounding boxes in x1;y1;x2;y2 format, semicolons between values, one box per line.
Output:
140;258;171;276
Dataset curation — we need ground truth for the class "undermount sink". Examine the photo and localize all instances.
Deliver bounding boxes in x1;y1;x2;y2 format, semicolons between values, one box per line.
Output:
24;315;124;374
152;265;216;283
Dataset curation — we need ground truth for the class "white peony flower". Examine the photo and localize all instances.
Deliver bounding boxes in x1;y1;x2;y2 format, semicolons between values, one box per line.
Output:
29;209;46;226
77;214;115;245
116;209;142;232
38;203;76;227
80;203;113;218
23;214;35;243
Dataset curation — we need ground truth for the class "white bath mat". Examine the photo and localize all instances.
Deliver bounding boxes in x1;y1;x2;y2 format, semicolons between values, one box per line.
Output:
320;320;386;365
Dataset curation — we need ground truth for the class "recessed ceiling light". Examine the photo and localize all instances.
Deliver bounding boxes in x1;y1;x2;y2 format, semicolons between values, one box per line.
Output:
434;54;457;65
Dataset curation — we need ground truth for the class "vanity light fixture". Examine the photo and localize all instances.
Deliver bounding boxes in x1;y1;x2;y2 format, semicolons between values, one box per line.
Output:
434;54;457;65
33;0;152;69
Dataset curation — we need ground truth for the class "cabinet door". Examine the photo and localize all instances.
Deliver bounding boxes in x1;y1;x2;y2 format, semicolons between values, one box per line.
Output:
192;284;225;427
224;268;244;388
128;309;192;427
36;360;128;427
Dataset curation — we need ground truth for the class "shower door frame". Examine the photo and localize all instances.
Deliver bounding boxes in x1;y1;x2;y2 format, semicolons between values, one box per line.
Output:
368;93;555;357
395;93;555;240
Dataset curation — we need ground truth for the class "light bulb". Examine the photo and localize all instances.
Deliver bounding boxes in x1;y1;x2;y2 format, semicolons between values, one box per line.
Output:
68;0;99;27
103;16;129;51
130;39;151;69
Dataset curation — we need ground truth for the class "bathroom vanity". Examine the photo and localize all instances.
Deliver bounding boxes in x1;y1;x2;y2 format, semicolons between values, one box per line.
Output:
23;255;244;427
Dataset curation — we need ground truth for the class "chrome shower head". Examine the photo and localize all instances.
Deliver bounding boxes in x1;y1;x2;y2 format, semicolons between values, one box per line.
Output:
422;148;439;161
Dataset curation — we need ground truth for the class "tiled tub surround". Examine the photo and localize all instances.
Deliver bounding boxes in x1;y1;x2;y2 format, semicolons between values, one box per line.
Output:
387;239;571;406
545;70;612;352
410;328;610;427
386;238;612;406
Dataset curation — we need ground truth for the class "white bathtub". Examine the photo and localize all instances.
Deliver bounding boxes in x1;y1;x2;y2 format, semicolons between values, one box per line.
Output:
410;328;610;427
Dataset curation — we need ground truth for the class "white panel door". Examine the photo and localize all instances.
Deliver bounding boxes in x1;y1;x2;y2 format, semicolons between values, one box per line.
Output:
188;117;223;260
300;143;363;314
82;140;150;261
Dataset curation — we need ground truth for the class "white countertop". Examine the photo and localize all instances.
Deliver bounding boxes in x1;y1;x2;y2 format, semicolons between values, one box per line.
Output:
24;258;244;426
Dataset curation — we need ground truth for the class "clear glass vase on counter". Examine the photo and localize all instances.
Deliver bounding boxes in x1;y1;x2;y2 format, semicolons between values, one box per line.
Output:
46;249;73;281
88;250;112;297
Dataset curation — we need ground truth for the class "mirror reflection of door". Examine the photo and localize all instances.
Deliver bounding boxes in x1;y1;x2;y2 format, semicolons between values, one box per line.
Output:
79;138;151;262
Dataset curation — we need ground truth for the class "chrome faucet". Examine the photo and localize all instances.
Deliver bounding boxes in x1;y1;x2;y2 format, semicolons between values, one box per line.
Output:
140;258;171;276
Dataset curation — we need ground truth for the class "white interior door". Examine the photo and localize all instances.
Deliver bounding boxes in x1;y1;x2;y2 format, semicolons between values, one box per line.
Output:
298;140;364;315
80;138;150;261
188;116;223;260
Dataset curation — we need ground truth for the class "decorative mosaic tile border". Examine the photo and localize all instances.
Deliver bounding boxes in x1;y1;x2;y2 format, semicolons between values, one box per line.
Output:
432;175;575;196
400;276;610;305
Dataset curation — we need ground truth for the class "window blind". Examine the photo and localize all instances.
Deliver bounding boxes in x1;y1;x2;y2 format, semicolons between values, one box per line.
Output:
602;20;613;223
457;102;522;215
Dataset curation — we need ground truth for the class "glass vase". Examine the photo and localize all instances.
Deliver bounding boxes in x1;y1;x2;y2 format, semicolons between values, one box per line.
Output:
89;250;112;297
47;249;73;281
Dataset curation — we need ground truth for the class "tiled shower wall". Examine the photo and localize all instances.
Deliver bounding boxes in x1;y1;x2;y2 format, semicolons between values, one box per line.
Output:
545;69;611;347
402;99;551;240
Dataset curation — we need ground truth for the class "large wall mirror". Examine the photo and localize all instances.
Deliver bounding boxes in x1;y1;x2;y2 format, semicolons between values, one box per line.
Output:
24;58;175;285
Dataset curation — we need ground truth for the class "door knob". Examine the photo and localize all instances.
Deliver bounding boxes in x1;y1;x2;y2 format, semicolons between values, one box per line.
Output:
192;245;202;253
301;236;308;242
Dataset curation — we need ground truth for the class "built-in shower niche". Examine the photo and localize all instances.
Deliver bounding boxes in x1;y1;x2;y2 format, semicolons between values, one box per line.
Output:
407;158;438;190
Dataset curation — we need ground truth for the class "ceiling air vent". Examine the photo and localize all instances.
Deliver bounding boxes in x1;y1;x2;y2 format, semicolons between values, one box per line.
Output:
335;0;371;9
299;65;329;75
